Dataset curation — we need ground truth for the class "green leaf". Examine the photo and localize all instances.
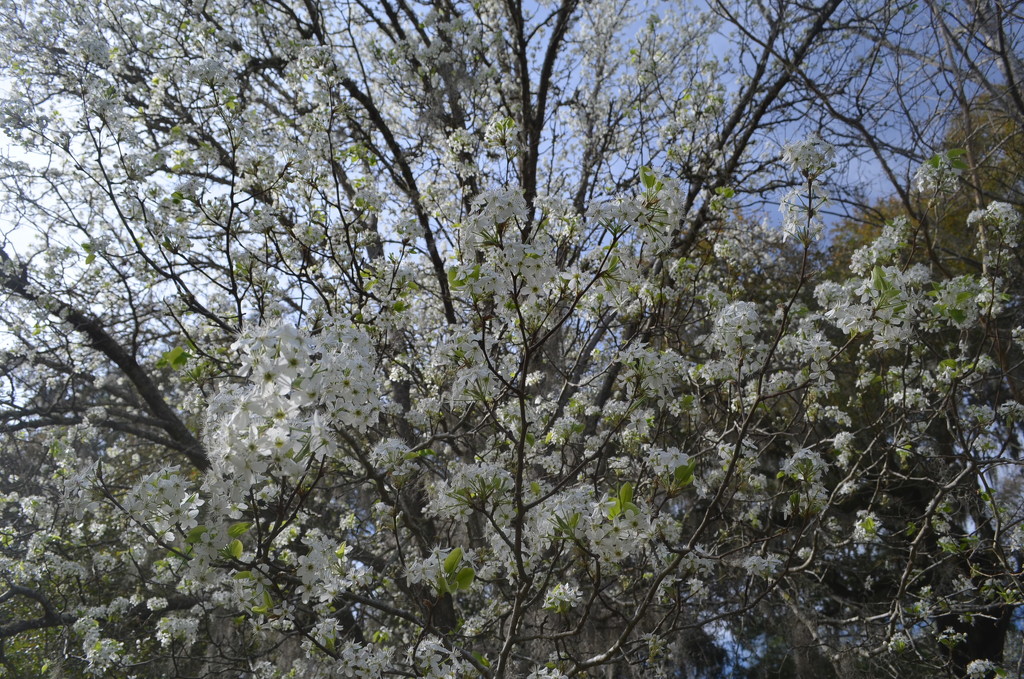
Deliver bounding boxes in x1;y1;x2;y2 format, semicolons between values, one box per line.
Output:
443;547;463;574
607;483;636;519
185;525;208;544
673;459;696;488
618;482;633;505
252;589;274;614
157;346;192;371
870;265;890;293
455;566;475;591
404;447;435;460
233;570;252;580
228;522;252;538
639;166;657;189
227;539;243;559
555;512;581;537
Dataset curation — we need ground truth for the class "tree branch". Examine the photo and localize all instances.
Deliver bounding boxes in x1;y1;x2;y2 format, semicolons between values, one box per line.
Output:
0;248;209;471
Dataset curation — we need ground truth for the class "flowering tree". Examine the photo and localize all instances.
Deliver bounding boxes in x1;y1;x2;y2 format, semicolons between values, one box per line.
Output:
0;0;1022;677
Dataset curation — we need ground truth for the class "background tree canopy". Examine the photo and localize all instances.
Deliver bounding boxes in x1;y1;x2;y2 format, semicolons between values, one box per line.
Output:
0;0;1022;677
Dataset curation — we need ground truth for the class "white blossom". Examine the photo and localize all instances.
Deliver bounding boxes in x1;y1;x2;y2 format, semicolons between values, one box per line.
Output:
779;184;829;244
915;149;965;193
782;133;835;177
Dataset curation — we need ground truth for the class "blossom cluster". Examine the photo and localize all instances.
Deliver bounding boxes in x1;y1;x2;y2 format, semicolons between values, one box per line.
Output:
782;133;835;178
5;60;1020;679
